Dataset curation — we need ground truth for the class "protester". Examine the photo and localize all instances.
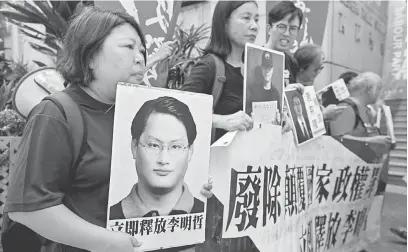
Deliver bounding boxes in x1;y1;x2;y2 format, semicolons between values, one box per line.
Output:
3;6;212;252
294;44;346;123
265;1;303;86
329;72;388;140
294;44;324;87
264;1;307;134
110;96;204;220
181;1;258;141
329;72;392;199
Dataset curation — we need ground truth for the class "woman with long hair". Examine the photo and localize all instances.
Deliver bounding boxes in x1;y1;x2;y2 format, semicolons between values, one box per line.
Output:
181;1;259;141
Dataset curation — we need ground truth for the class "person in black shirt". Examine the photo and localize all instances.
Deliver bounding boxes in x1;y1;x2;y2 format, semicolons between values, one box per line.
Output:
181;1;259;141
264;1;303;86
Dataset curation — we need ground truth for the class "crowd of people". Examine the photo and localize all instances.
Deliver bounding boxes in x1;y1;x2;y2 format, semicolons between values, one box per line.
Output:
1;1;395;252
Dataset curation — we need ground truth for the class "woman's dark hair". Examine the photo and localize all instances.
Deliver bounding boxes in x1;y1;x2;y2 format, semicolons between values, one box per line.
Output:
131;96;197;146
268;1;303;27
338;71;358;85
294;44;323;71
321;86;339;107
204;1;257;60
57;6;146;87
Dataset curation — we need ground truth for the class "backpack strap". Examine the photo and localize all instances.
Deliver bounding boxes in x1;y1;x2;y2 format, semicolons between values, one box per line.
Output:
208;54;226;111
207;54;226;143
42;91;87;177
341;98;363;130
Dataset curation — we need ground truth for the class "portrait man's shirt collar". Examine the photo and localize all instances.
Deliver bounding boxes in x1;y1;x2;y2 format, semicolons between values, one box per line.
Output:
121;183;195;218
297;116;309;137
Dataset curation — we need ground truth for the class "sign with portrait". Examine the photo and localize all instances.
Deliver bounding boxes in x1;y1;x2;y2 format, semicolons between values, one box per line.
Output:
107;83;212;250
285;87;325;145
209;127;386;252
244;44;285;127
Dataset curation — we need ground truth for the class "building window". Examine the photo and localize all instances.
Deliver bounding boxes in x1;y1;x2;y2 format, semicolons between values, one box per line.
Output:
355;23;361;42
338;12;345;34
369;32;374;51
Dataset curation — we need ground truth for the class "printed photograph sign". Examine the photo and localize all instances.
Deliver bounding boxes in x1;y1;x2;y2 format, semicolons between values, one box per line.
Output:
317;78;350;108
208;126;386;252
107;83;212;251
285;87;325;145
244;44;285;127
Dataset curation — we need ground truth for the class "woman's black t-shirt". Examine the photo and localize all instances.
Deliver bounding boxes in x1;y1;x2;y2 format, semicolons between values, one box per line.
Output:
181;54;244;140
181;51;298;140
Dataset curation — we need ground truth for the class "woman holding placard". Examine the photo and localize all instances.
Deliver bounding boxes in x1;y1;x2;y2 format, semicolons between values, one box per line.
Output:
294;44;346;122
3;6;212;252
181;1;259;141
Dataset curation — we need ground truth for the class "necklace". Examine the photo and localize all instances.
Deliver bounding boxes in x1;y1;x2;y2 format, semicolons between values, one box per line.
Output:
80;86;115;114
104;103;115;114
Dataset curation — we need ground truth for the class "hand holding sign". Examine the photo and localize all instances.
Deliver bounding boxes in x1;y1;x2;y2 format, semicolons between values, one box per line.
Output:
322;104;347;120
217;111;254;132
95;231;141;252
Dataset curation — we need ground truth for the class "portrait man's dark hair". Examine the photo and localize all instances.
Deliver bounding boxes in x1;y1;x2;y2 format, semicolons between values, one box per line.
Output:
262;51;274;69
268;1;304;27
131;96;197;145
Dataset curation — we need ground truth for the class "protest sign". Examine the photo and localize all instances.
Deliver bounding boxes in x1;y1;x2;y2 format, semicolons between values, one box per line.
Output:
244;44;284;126
285;87;325;145
107;83;212;251
303;86;326;138
207;126;386;252
317;79;350;108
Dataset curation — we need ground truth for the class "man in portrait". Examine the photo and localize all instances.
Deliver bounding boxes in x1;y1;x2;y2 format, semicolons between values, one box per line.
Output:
110;96;204;219
246;50;282;124
291;96;313;144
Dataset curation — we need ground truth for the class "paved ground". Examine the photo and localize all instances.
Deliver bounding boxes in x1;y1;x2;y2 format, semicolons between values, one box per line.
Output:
366;177;407;252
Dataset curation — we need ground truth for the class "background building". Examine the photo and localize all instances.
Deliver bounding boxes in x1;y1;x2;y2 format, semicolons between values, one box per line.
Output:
178;0;406;177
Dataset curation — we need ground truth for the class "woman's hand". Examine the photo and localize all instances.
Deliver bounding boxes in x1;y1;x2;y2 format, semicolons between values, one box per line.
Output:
281;112;293;134
146;41;175;70
154;41;174;62
214;111;253;132
200;177;213;198
285;83;305;94
92;231;142;252
366;135;392;147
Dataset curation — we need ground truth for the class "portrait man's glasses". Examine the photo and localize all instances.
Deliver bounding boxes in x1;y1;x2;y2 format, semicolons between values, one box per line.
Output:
273;23;300;36
139;141;189;156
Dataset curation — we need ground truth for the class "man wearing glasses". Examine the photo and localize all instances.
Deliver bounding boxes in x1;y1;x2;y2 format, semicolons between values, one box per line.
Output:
109;96;204;219
265;1;303;86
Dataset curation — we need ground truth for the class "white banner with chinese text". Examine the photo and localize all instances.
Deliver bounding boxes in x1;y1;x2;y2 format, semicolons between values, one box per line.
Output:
210;125;384;252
